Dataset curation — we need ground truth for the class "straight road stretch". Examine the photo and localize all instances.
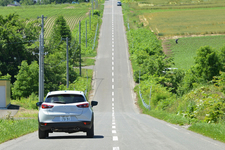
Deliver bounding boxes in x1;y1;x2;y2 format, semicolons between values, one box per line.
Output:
1;0;225;150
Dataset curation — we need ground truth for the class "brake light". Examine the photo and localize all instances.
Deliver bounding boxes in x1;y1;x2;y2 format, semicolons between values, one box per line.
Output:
42;104;54;109
77;103;89;108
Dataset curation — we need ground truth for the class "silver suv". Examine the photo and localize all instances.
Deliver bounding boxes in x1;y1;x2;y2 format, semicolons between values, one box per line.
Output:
36;91;98;139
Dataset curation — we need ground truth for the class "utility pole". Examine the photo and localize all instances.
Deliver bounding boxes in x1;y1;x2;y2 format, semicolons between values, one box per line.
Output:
89;11;91;30
37;15;47;102
86;20;87;48
66;37;69;88
38;35;42;103
92;0;93;16
79;21;81;76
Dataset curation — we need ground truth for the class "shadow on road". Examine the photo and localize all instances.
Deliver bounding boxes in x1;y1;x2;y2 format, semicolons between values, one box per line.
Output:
46;135;104;139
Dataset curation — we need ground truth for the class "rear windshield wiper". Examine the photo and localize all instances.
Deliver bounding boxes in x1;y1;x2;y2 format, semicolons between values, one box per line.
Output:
53;101;66;104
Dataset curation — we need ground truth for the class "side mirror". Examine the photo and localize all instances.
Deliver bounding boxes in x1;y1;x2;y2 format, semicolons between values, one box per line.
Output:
36;102;43;107
91;101;98;107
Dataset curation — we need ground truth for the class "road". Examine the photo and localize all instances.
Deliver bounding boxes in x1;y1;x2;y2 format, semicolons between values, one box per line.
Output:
1;0;225;150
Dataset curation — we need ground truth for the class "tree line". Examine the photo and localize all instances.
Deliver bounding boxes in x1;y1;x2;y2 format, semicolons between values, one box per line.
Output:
0;13;78;99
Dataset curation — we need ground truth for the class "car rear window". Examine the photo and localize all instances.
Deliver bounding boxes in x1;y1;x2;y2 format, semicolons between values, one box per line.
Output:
45;94;86;104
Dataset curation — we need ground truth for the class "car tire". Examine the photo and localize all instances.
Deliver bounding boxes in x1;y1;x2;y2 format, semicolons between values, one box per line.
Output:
87;123;94;138
39;128;48;139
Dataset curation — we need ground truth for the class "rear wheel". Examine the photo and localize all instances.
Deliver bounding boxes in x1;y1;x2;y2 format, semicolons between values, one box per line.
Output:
87;123;94;138
38;128;48;139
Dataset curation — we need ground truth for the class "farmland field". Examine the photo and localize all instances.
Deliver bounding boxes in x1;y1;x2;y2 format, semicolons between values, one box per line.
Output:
0;4;90;38
140;7;225;36
165;35;225;70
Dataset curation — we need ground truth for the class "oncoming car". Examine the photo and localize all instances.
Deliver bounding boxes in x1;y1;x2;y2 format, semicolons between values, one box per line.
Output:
36;91;98;139
117;1;122;6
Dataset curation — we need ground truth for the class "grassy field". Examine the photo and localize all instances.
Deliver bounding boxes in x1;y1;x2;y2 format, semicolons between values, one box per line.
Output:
0;4;90;38
164;35;225;70
122;0;225;36
140;7;225;36
127;0;225;9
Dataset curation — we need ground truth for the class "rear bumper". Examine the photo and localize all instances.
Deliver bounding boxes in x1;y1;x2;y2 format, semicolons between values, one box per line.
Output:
39;121;92;132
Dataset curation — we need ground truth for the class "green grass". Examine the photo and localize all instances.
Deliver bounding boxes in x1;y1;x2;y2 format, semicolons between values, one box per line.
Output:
189;122;225;142
0;119;38;144
165;35;225;70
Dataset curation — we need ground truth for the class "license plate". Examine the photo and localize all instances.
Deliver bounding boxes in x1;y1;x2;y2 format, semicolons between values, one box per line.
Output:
60;116;71;121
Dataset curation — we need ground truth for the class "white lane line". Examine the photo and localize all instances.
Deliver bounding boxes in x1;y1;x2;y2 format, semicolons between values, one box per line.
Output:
112;62;114;66
112;72;114;76
112;45;114;48
112;35;114;38
112;57;114;60
112;66;114;70
112;103;114;106
112;41;114;44
113;147;119;150
112;97;114;101
112;130;117;134
112;38;114;41
112;78;114;82
112;122;116;125
166;124;179;130
112;85;114;89
113;136;118;141
112;92;114;96
112;52;114;56
112;107;114;109
112;126;116;129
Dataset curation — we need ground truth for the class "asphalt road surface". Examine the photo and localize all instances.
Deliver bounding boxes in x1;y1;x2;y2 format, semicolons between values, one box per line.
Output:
1;0;225;150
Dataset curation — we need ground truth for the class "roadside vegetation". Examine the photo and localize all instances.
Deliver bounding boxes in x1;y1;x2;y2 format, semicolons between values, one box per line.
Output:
0;1;103;144
122;0;225;143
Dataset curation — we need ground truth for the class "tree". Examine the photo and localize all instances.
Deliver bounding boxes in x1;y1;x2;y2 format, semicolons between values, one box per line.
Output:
0;13;40;83
49;15;71;50
12;61;39;99
194;46;222;81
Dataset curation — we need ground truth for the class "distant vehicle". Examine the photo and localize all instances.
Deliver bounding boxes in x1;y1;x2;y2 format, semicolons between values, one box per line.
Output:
162;68;178;74
117;1;122;6
36;91;98;139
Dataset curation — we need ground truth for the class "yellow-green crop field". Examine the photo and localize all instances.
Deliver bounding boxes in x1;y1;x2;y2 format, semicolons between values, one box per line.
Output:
124;0;225;36
0;4;90;38
140;7;225;36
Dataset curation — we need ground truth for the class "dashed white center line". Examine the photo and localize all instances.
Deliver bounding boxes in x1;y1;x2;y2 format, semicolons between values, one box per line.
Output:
112;72;114;76
112;92;114;96
113;136;118;141
112;126;116;129
112;103;114;106
112;130;117;134
112;78;114;82
112;85;114;89
113;147;120;150
112;57;114;60
112;66;114;70
112;48;114;51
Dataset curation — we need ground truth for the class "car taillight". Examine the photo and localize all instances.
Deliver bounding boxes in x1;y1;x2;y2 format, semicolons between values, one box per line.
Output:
77;103;89;108
41;104;54;109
